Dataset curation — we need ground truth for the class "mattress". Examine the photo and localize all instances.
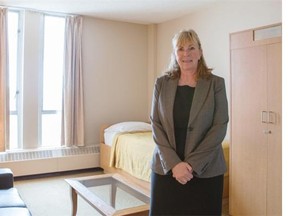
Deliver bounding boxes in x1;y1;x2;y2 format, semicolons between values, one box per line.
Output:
106;130;229;182
109;131;155;182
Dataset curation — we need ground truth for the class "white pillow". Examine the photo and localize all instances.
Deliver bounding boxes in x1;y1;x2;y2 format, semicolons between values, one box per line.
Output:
104;121;151;146
104;121;151;133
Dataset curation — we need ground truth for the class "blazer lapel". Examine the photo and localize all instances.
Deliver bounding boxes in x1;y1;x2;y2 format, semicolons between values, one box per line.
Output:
188;78;211;124
163;78;178;147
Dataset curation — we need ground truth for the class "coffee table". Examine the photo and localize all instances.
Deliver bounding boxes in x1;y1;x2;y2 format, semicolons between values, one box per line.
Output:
65;173;150;216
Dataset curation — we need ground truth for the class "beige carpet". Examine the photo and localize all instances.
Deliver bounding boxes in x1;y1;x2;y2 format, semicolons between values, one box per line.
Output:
15;170;105;216
14;170;229;216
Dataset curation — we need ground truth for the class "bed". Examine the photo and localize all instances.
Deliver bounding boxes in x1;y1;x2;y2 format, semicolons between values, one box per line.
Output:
100;121;229;198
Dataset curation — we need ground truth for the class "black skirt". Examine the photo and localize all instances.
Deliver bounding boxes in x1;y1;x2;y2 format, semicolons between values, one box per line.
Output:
149;172;224;216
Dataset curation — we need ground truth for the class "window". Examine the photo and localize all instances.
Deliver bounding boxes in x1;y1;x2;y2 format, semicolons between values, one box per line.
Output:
41;15;65;147
7;10;22;149
7;10;66;149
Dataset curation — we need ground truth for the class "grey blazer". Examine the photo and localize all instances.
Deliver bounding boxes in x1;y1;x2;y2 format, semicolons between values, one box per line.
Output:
150;74;229;178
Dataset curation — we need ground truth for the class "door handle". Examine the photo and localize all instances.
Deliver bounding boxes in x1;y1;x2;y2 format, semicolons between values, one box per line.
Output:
268;111;276;124
261;111;267;123
261;111;276;124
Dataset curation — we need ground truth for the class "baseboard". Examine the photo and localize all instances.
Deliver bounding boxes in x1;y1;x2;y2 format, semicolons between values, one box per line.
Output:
0;152;100;177
14;167;103;181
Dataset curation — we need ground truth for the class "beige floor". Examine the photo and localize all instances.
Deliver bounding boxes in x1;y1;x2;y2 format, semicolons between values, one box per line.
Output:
15;170;104;216
15;170;229;216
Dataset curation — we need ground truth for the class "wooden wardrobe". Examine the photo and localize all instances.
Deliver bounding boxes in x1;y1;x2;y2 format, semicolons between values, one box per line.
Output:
230;24;282;215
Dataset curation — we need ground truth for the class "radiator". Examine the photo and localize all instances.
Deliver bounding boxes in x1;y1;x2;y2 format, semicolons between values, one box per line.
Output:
0;145;100;177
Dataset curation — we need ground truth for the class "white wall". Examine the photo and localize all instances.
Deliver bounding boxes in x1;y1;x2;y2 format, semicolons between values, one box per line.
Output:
10;1;282;148
82;17;150;145
18;13;150;147
155;1;282;140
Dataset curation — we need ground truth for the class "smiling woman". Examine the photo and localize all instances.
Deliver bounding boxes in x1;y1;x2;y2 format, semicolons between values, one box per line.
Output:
150;29;229;215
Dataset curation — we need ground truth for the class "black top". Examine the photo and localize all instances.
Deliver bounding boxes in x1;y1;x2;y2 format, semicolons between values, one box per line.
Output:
173;85;195;161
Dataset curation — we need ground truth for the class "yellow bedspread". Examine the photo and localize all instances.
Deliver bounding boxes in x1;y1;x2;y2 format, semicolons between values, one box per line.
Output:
110;131;155;182
109;131;229;182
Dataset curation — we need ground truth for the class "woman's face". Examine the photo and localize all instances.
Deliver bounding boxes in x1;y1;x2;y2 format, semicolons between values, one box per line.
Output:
175;42;202;72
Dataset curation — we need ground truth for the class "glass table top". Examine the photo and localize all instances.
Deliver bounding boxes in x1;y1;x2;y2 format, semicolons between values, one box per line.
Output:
66;173;150;216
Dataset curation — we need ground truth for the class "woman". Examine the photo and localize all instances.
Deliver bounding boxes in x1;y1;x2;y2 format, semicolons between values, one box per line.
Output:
150;29;229;215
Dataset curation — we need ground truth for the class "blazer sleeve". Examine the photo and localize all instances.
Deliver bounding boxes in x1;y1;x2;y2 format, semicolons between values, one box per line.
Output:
150;77;182;174
185;77;229;176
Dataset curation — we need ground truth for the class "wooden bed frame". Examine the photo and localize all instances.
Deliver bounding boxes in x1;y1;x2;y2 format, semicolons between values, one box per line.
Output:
99;124;229;198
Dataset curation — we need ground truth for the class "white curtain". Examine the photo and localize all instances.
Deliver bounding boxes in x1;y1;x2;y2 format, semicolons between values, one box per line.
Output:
0;8;9;151
61;15;84;147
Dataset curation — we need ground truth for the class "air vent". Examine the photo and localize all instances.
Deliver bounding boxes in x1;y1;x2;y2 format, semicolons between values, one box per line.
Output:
0;145;99;162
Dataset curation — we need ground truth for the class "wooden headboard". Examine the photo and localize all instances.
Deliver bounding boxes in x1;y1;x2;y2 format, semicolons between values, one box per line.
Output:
100;124;110;143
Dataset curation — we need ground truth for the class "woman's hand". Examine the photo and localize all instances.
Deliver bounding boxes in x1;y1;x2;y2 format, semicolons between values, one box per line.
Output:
172;162;193;185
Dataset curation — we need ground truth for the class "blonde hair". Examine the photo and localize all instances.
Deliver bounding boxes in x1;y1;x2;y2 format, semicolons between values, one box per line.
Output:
166;29;212;79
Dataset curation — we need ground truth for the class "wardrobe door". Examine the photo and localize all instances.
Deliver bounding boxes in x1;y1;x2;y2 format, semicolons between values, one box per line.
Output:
230;45;268;215
230;25;282;216
266;42;282;215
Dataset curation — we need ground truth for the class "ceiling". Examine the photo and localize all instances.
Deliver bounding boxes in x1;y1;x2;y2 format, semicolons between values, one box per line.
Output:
0;0;220;24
